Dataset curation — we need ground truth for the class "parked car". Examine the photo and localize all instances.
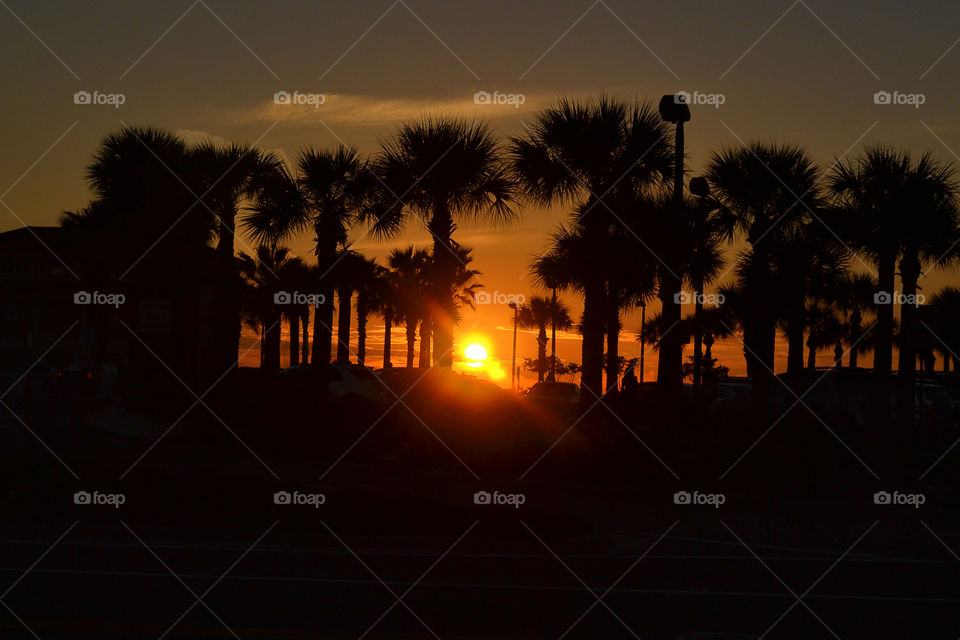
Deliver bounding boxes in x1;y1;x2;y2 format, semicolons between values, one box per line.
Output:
276;364;387;404
524;381;580;416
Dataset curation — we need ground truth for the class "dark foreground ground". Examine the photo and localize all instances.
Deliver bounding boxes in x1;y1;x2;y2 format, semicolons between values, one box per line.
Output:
2;369;960;639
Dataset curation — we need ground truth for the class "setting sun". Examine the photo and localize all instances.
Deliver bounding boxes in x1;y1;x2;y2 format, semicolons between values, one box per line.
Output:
464;343;488;362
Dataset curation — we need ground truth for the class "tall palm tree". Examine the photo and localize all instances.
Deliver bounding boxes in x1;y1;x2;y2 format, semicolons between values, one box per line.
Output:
192;141;285;372
245;144;374;368
85;126;210;387
707;143;822;391
388;246;432;367
517;296;573;383
511;96;674;402
830;148;959;418
370;117;516;368
530;249;570;382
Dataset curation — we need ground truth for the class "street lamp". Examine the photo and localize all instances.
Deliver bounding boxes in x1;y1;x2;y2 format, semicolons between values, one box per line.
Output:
656;94;691;400
508;301;519;391
639;300;646;383
658;94;691;205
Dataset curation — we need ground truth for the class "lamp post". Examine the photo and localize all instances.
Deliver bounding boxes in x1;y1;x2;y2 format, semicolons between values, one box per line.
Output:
689;176;711;393
509;301;519;391
655;94;691;400
639;301;646;383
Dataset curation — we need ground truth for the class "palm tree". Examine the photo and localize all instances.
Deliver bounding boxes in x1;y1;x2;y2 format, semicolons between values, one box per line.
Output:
85;126;210;387
388;246;432;367
377;265;400;369
354;256;387;367
276;255;312;367
517;296;572;383
830;148;959;418
930;287;960;371
832;273;878;369
804;302;845;370
530;249;570;382
329;250;367;365
511;96;673;402
370;117;516;368
707;143;822;391
774;223;849;374
238;245;300;372
192;141;285;372
532;226;588;382
245;144;374;368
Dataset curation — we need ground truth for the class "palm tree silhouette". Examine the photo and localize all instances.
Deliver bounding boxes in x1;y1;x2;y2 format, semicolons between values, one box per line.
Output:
354;255;387;367
707;143;822;392
511;96;673;402
830;148;959;418
517;296;572;383
246;144;375;368
192;141;284;373
529;248;572;382
370;117;516;368
387;246;432;368
276;254;312;367
238;245;301;371
832;273;877;369
930;286;960;371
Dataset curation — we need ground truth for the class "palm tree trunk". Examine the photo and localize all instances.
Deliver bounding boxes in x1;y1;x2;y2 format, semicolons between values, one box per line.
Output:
311;285;334;368
405;317;417;367
848;309;862;369
548;287;558;382
692;280;704;390
656;270;684;400
604;293;620;393
786;301;805;374
418;316;431;369
215;210;240;373
336;287;352;364
580;277;605;405
806;340;816;370
383;311;393;368
288;314;299;367
300;310;310;365
875;252;896;377
897;251;921;423
536;326;548;383
356;304;368;367
429;204;455;367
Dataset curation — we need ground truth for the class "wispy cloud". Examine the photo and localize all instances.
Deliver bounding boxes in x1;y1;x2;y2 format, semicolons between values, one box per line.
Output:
227;92;548;127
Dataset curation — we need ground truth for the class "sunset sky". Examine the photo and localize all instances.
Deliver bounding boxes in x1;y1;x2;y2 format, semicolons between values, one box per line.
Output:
4;0;960;384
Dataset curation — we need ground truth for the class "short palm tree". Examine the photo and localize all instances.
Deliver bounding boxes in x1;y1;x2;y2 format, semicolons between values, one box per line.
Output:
370;117;516;368
517;296;573;383
354;256;387;367
929;286;960;371
387;246;432;367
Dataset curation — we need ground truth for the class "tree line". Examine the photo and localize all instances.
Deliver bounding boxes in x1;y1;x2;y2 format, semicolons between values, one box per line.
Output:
60;95;960;412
